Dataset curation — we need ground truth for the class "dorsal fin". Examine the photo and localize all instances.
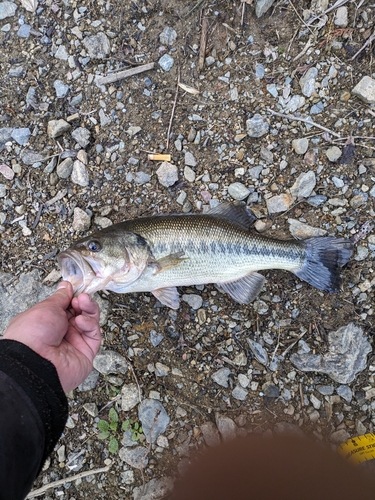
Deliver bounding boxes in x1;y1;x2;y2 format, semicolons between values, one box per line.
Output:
207;203;256;231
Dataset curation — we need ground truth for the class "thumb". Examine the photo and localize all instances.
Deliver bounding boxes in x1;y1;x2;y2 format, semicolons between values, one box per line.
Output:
46;281;74;309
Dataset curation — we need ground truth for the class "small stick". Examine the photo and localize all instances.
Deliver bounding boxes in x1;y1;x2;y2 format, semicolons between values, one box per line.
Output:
148;154;171;161
166;66;180;150
44;188;68;207
96;62;155;86
268;108;341;138
27;465;111;498
351;32;375;60
307;0;349;26
198;11;209;71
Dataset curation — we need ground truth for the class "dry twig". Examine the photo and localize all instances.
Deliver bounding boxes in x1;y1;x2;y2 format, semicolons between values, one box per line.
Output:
198;11;209;71
352;32;375;60
166;66;180;150
96;62;155;86
268;108;341;138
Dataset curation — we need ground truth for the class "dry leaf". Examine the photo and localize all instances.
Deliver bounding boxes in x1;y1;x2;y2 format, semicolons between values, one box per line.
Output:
178;83;200;95
21;0;38;12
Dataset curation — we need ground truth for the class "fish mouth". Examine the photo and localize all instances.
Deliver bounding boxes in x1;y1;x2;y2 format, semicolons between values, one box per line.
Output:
57;250;96;295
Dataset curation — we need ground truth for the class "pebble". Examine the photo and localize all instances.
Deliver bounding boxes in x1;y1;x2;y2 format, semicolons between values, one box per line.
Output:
71;160;89;187
78;370;99;391
290;323;371;384
134;172;150;185
55;45;69;60
211;367;231;388
334;6;348;26
17;24;30;38
215;414;237;441
247;339;269;365
138;399;170;443
182;293;202;309
0;127;13;145
290;171;316;198
266;193;294;213
332;176;344;188
288;219;327;239
260;146;273;164
159;26;177;45
0;1;17;19
232;385;248;401
99;109;111;127
184;165;196;183
284;95;305;113
72;207;91;232
299;67;318;97
337;385;352;403
47;119;71;138
184;151;197;167
11;128;30;146
72;127;91;148
252;300;269;315
310;101;324;114
83;32;111;59
0;164;14;180
307;195;327;206
330;429;350;444
158;54;174;72
326;146;342;162
263;382;279;399
255;63;265;79
352;76;375;104
121;383;141;411
200;422;220;447
8;64;25;78
94;216;112;228
256;0;276;17
56;157;73;179
150;330;164;347
317;385;334;396
119;446;149;469
93;350;128;375
83;403;98;417
246;113;269;137
292;138;309;155
54;80;69;98
228;182;250;201
155;362;170;377
156;161;178;187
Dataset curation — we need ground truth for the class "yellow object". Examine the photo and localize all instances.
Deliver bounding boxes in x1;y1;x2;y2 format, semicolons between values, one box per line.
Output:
338;433;375;464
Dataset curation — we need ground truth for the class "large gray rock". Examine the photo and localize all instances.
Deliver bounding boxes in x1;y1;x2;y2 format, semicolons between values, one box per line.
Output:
138;399;170;443
83;32;111;59
290;323;371;384
352;76;375;104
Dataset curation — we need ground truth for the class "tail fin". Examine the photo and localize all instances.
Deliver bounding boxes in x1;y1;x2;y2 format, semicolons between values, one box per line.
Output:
293;237;353;292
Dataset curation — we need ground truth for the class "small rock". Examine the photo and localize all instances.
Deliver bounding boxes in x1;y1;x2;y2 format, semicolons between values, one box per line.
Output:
71;160;89;187
211;367;231;388
134;171;150;185
83;32;111;59
292;138;309;155
299;67;318;97
284;95;305;113
228;182;250;200
255;0;276;17
72;127;91;148
155;362;170;377
184;151;197;167
252;300;269;315
17;24;30;38
182;293;203;309
310;101;324;114
290;323;371;384
184;165;196;183
0;164;14;180
83;402;98;417
232;385;248;401
150;330;164;347
260;146;274;163
138;399;170;443
159;26;177;45
337;385;352;403
215;414;237;441
99;109;111;127
158;54;174;72
119;446;149;469
0;184;7;197
11;128;30;146
72;207;91;232
350;193;367;209
266;193;295;213
93;350;128;375
121;383;141;411
78;370;100;391
334;6;348;26
290;171;316;198
8;64;25;78
247;339;269;365
55;45;69;60
255;63;265;79
54;80;69;98
326;146;342;162
317;385;334;396
246;114;269;138
205;56;215;66
262;382;279;399
94;216;112;228
330;429;350;444
200;422;220;447
156;162;178;187
352;76;375;104
126;125;141;137
47;119;71;139
0;1;17;19
56;157;73;179
288;219;327;239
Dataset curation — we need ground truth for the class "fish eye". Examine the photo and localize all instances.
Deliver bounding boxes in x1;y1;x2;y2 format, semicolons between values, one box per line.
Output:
87;240;102;252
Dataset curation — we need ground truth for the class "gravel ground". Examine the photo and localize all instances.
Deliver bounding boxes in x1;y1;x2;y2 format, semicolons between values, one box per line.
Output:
1;0;375;498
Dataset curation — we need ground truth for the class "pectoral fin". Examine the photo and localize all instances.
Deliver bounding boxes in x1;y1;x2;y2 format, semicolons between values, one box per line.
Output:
153;251;187;275
152;286;180;309
217;272;265;304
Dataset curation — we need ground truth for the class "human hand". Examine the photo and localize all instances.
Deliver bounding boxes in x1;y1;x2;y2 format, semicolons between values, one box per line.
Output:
3;281;101;392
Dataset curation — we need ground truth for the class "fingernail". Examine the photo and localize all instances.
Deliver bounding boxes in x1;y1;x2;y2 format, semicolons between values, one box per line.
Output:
57;281;68;290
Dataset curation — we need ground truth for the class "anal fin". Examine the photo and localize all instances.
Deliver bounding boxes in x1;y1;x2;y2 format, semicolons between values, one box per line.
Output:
152;287;180;309
217;272;265;304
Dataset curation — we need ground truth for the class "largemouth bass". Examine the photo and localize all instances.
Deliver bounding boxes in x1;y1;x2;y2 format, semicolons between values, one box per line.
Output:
57;204;353;309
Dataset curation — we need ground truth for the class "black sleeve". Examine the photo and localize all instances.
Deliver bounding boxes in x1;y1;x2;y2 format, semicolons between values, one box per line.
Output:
0;339;68;500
